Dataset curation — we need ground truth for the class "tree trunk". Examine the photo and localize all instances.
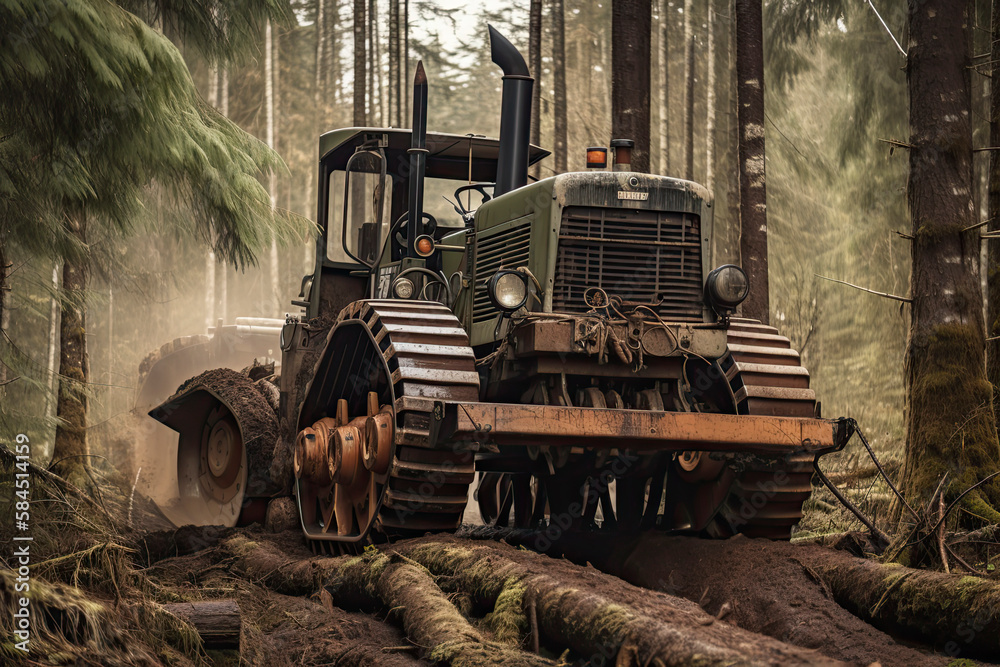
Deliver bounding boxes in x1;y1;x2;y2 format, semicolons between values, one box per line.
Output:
403;0;409;119
553;0;567;174
266;20;281;313
368;0;375;124
722;0;739;265
205;253;216;330
354;0;367;126
987;0;1000;431
0;237;8;393
315;0;326;120
375;0;384;125
329;553;555;666
396;541;835;666
611;0;652;172
52;211;89;483
519;530;1000;664
705;1;716;192
161;600;241;650
658;0;670;174
529;0;542;179
902;0;1000;527
683;0;694;180
215;533;836;666
46;263;60;428
735;0;769;323
328;0;340;110
219;62;229;325
389;0;399;126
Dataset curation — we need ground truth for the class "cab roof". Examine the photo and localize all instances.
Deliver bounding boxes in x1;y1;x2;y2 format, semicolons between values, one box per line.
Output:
318;127;551;182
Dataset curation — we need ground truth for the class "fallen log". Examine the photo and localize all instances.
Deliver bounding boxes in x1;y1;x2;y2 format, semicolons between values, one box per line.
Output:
394;538;840;666
214;532;838;666
800;552;1000;661
161;599;241;650
456;527;950;667
328;552;557;666
215;534;554;666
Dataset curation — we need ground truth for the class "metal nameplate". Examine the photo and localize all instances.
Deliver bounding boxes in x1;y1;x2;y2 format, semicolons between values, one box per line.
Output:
617;191;649;200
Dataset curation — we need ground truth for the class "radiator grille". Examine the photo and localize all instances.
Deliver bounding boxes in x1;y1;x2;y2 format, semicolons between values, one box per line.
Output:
472;222;532;323
552;206;704;321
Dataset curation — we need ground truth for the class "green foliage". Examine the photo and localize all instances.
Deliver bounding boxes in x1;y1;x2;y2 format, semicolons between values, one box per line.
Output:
121;0;293;64
0;0;298;269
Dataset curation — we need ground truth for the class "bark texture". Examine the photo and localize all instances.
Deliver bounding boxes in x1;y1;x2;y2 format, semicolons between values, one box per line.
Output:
529;0;542;179
0;237;8;392
161;600;241;650
352;0;366;126
612;0;652;173
394;540;838;666
902;0;1000;527
390;0;401;126
553;0;567;174
52;211;89;483
988;0;1000;426
658;0;670;174
705;1;716;191
683;0;694;180
735;0;769;323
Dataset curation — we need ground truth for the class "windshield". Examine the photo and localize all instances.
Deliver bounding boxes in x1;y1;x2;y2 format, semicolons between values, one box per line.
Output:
326;152;392;264
422;177;493;226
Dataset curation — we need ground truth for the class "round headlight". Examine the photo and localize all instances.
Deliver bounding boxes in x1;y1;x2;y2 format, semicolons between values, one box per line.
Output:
392;277;415;299
706;265;749;310
487;270;529;312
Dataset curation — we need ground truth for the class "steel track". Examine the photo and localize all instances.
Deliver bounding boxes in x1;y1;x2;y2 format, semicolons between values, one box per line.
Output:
711;317;819;538
302;300;479;554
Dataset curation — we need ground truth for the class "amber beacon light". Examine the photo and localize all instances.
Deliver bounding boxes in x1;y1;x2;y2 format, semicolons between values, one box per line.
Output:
586;147;608;169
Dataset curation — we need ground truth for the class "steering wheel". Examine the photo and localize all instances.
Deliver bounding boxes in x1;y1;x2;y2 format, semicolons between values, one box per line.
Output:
393;211;439;253
453;183;494;217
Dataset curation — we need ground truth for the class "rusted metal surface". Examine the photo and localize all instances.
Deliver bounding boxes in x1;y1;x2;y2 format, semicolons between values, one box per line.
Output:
552;206;705;321
511;318;727;359
296;300;479;552
438;401;840;454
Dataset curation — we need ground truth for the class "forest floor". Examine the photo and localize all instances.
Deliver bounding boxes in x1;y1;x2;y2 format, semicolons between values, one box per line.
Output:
133;525;958;667
0;438;1000;667
2;453;998;666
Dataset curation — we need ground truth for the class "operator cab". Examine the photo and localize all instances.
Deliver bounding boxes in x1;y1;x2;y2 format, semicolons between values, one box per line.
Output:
301;128;548;319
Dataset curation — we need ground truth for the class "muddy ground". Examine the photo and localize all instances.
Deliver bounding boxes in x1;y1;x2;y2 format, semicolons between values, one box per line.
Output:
124;523;980;667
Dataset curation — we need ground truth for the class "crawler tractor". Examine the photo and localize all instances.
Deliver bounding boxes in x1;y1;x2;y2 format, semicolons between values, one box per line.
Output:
141;28;851;549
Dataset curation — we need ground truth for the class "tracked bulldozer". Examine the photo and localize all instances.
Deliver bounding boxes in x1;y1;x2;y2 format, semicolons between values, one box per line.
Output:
141;27;852;550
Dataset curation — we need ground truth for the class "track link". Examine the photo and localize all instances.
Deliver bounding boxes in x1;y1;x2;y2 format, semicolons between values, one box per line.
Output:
713;317;818;539
299;300;479;552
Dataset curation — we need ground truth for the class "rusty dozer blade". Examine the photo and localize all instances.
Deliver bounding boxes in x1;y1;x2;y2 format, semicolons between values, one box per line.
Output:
430;400;853;456
149;368;280;528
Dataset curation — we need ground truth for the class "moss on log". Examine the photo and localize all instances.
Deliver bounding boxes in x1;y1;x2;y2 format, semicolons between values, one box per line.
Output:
327;552;556;666
804;554;1000;660
395;539;838;666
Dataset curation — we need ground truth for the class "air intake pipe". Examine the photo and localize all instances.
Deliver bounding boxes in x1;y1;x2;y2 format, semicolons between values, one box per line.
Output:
489;26;534;197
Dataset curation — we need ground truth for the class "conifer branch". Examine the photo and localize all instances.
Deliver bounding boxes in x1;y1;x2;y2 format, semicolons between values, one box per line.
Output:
814;275;912;303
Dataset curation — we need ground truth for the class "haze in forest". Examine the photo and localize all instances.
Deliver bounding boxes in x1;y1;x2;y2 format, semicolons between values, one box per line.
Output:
2;0;912;490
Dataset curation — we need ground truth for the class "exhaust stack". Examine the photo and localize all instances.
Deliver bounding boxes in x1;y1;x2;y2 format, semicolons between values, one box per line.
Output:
406;61;428;257
489;26;534;197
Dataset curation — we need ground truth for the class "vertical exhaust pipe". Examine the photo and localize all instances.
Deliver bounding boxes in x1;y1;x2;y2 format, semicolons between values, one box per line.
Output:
406;61;428;257
489;26;534;197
